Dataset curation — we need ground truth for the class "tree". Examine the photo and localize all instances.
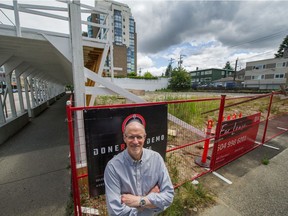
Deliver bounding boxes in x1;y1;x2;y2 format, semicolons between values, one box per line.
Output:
168;67;191;91
143;72;154;79
223;61;234;71
275;35;288;58
128;71;137;77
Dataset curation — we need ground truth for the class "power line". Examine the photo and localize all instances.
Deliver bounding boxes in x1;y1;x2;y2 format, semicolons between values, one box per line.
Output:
228;29;288;48
240;50;275;61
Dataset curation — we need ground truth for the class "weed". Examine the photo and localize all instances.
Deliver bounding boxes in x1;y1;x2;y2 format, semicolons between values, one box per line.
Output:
65;191;74;216
94;95;126;105
261;156;270;165
166;153;180;184
159;182;215;216
161;154;215;215
271;105;279;114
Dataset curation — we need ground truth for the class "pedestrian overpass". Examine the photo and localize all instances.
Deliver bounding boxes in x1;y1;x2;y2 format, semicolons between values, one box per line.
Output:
0;0;148;144
0;1;205;152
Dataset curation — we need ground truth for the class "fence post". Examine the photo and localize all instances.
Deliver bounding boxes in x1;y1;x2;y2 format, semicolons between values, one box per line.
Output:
195;120;213;168
210;95;226;170
261;92;274;144
66;100;82;216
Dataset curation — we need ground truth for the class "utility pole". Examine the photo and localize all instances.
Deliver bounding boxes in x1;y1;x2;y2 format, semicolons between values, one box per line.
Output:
178;54;186;68
169;58;175;66
234;58;238;81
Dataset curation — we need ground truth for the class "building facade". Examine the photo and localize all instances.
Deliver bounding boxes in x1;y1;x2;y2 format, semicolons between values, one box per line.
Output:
88;0;137;76
244;57;288;90
190;68;234;85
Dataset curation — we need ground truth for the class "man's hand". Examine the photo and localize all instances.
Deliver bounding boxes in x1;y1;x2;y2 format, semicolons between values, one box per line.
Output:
121;194;140;207
121;185;160;209
148;185;160;194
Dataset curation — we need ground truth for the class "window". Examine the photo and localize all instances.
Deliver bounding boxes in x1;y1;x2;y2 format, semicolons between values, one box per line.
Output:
114;22;122;28
253;65;263;70
274;74;284;79
204;77;212;81
191;73;197;77
251;75;263;80
266;63;276;69
115;36;122;45
276;62;285;68
265;74;274;79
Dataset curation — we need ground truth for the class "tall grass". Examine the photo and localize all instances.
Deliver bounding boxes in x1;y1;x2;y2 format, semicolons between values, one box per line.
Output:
165;96;219;129
161;153;215;215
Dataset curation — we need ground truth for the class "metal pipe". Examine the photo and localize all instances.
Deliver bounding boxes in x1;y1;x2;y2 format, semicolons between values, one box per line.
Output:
210;95;226;170
261;92;274;143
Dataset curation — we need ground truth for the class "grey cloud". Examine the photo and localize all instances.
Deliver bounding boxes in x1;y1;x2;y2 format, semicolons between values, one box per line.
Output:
132;1;288;54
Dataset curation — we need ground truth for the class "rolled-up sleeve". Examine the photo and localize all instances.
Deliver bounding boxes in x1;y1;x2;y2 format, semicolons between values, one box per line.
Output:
145;154;174;213
104;163;138;216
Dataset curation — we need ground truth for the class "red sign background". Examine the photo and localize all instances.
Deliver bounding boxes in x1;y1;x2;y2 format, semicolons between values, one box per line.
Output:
214;112;261;169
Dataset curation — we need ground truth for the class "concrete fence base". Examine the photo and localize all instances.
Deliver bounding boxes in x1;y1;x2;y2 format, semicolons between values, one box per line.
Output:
0;112;30;145
30;102;49;118
0;93;67;145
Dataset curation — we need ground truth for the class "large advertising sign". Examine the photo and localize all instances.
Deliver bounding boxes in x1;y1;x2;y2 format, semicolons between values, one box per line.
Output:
214;112;261;169
83;104;167;197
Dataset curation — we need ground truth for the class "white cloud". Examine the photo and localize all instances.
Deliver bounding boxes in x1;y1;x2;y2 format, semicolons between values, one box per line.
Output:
141;66;167;77
137;53;154;69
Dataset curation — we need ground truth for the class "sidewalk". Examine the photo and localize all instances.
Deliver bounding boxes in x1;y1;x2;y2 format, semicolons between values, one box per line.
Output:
0;95;71;216
198;131;288;216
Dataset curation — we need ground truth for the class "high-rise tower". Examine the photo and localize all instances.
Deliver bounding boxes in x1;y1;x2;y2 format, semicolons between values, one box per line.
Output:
88;0;137;76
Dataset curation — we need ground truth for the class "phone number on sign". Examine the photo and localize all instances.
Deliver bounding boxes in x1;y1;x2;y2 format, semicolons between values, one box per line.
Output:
217;135;247;151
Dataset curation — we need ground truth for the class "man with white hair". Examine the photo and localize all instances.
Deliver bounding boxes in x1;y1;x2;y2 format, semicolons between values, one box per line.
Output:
104;119;174;215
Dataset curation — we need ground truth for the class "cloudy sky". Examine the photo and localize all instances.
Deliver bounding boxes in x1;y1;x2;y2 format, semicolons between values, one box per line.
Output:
1;0;288;76
121;0;288;76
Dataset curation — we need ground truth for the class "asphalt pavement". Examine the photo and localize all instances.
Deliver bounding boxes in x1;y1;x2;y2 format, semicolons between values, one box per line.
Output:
198;130;288;216
0;95;71;216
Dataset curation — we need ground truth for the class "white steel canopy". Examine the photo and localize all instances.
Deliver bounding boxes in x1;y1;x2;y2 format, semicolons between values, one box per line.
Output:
0;29;72;85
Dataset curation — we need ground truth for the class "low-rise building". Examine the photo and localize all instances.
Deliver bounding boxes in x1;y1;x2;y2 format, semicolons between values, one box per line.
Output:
189;68;234;85
244;57;288;90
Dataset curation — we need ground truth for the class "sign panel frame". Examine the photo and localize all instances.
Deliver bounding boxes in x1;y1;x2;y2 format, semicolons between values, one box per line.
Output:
83;104;168;197
214;112;261;169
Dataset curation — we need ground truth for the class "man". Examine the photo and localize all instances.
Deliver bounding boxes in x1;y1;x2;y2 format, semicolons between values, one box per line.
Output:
104;120;174;215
